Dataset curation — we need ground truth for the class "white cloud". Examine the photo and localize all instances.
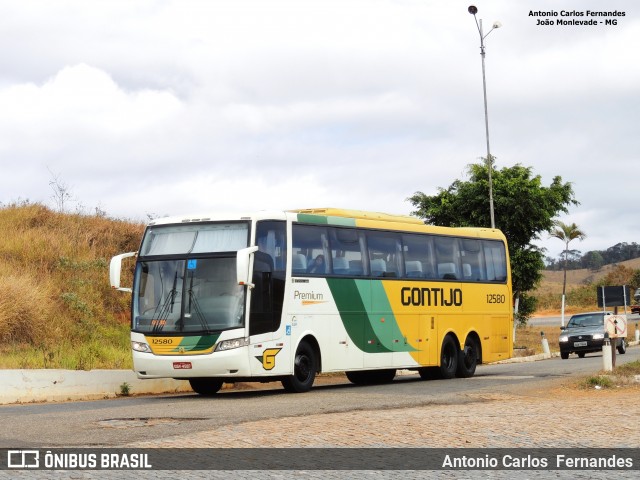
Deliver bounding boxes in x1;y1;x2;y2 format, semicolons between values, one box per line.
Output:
0;64;182;135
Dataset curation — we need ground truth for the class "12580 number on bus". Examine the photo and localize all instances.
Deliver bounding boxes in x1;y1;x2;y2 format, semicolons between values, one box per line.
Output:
486;293;506;304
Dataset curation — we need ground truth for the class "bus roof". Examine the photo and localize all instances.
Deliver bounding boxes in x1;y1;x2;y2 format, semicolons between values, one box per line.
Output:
290;208;424;225
291;208;503;240
146;208;504;241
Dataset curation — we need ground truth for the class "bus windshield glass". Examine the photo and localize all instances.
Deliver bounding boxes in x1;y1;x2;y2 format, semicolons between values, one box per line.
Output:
133;257;245;333
132;222;249;334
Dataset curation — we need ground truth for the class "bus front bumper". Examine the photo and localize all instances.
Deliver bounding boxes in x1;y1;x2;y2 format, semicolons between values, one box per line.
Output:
132;347;252;379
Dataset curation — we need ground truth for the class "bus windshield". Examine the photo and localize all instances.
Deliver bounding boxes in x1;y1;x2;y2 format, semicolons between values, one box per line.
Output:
133;257;245;333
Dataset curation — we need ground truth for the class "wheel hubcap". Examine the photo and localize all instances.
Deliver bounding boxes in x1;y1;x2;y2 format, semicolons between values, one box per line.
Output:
463;345;475;367
295;354;311;381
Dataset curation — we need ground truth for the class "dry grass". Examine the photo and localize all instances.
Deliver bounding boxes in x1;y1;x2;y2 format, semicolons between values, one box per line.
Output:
0;203;143;368
540;258;640;294
535;260;640;313
514;326;562;355
0;274;58;344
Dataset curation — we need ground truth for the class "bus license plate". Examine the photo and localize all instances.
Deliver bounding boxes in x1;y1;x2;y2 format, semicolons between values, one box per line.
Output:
573;341;587;347
173;362;192;369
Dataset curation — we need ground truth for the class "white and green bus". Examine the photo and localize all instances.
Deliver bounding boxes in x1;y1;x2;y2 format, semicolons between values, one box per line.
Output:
110;208;513;395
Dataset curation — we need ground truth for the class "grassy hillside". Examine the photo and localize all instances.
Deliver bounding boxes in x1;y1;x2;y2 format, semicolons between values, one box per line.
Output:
0;203;143;368
535;258;640;314
539;258;640;294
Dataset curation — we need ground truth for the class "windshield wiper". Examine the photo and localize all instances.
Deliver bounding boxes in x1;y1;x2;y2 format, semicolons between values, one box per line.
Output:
185;272;210;333
151;271;179;333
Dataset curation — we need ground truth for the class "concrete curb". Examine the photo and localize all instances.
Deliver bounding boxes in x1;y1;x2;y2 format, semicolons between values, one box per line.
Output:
493;352;559;363
0;369;191;405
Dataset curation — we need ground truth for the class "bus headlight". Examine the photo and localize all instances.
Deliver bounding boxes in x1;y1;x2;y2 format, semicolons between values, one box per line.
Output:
132;341;151;353
215;337;249;352
559;335;569;343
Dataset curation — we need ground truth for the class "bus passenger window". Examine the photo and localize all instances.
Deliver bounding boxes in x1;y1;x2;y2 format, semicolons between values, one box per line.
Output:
435;237;461;280
401;234;436;279
461;239;485;281
366;231;402;277
256;221;287;273
328;228;364;276
483;240;507;282
292;224;329;276
292;253;307;274
404;260;423;278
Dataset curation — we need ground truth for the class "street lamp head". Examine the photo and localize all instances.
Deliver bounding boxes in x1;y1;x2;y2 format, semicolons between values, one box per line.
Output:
468;5;478;15
492;21;502;29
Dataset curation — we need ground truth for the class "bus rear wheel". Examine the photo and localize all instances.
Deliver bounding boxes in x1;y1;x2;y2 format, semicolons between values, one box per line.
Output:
418;367;440;380
188;378;223;396
282;341;317;393
456;337;478;378
439;335;458;379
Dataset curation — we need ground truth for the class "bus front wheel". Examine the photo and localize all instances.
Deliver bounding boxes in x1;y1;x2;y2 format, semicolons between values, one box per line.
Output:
439;336;458;379
188;378;223;396
282;341;317;393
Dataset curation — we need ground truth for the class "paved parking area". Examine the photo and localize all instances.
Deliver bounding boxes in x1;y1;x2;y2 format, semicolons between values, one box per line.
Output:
129;384;640;449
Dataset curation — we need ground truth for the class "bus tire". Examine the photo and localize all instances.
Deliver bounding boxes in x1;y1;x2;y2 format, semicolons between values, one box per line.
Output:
282;341;317;393
345;368;396;385
418;367;440;380
346;369;395;385
439;335;458;379
369;369;396;384
188;378;223;396
346;370;369;385
456;337;478;378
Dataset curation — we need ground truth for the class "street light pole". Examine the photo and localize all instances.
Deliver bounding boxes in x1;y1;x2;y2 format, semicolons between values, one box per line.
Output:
468;5;500;229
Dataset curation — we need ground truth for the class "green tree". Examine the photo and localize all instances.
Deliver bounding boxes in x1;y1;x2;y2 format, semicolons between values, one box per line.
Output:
408;161;578;323
549;220;586;325
582;251;604;271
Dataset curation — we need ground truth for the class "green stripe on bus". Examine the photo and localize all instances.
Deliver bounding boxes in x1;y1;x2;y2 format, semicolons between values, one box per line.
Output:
368;280;416;352
326;278;391;353
327;278;414;353
175;334;219;352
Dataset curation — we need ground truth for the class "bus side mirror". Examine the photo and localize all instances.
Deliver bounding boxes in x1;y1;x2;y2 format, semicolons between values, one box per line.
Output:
237;246;259;288
109;252;137;292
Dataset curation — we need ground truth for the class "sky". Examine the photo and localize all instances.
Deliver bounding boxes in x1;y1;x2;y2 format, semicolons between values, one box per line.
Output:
0;0;638;259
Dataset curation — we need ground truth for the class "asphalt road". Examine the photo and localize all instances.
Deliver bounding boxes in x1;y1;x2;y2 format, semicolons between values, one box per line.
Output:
1;345;638;448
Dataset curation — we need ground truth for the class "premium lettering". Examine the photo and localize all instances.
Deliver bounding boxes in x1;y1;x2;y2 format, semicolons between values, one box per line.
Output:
294;290;324;301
